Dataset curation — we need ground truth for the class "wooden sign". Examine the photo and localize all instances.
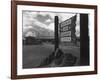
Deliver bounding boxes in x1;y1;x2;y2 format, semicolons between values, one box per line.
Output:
59;15;76;42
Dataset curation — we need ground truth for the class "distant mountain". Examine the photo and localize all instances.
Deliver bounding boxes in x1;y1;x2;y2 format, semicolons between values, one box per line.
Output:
23;25;54;39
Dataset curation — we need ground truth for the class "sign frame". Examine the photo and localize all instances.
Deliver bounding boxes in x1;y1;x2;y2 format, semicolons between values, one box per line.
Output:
59;15;76;42
11;1;97;79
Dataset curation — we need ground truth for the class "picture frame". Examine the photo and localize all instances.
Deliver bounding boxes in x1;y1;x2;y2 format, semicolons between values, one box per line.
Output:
11;1;97;79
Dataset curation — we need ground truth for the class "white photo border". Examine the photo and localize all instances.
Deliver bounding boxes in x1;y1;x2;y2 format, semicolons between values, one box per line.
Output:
17;5;95;75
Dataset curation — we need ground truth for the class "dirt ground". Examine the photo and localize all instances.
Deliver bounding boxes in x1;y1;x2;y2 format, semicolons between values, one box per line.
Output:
23;42;80;69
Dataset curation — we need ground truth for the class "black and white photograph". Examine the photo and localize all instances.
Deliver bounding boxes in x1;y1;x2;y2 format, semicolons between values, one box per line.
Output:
11;1;97;79
22;11;81;69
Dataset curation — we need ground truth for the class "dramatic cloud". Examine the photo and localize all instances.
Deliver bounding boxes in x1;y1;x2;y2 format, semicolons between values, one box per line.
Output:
22;11;80;37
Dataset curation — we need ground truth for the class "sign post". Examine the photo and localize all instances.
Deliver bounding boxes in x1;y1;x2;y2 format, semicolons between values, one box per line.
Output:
54;15;77;65
54;16;59;51
54;16;64;65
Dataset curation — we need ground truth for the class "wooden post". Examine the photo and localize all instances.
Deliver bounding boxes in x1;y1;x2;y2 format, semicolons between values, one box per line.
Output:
54;16;59;51
54;16;64;65
80;14;89;65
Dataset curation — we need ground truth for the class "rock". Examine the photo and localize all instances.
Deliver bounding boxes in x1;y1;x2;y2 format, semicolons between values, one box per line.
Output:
62;53;77;66
54;49;64;65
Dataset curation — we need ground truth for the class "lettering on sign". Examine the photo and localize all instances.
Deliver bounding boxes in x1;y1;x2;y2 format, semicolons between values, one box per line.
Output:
61;37;71;42
60;31;71;37
60;19;71;27
60;26;70;32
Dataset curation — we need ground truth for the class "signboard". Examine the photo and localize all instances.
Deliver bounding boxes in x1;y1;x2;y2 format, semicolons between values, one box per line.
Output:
61;37;71;42
59;15;76;42
60;31;71;37
60;26;70;32
60;19;71;27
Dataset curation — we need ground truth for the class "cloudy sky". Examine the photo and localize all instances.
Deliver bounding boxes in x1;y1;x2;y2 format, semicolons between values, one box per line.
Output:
22;11;80;37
